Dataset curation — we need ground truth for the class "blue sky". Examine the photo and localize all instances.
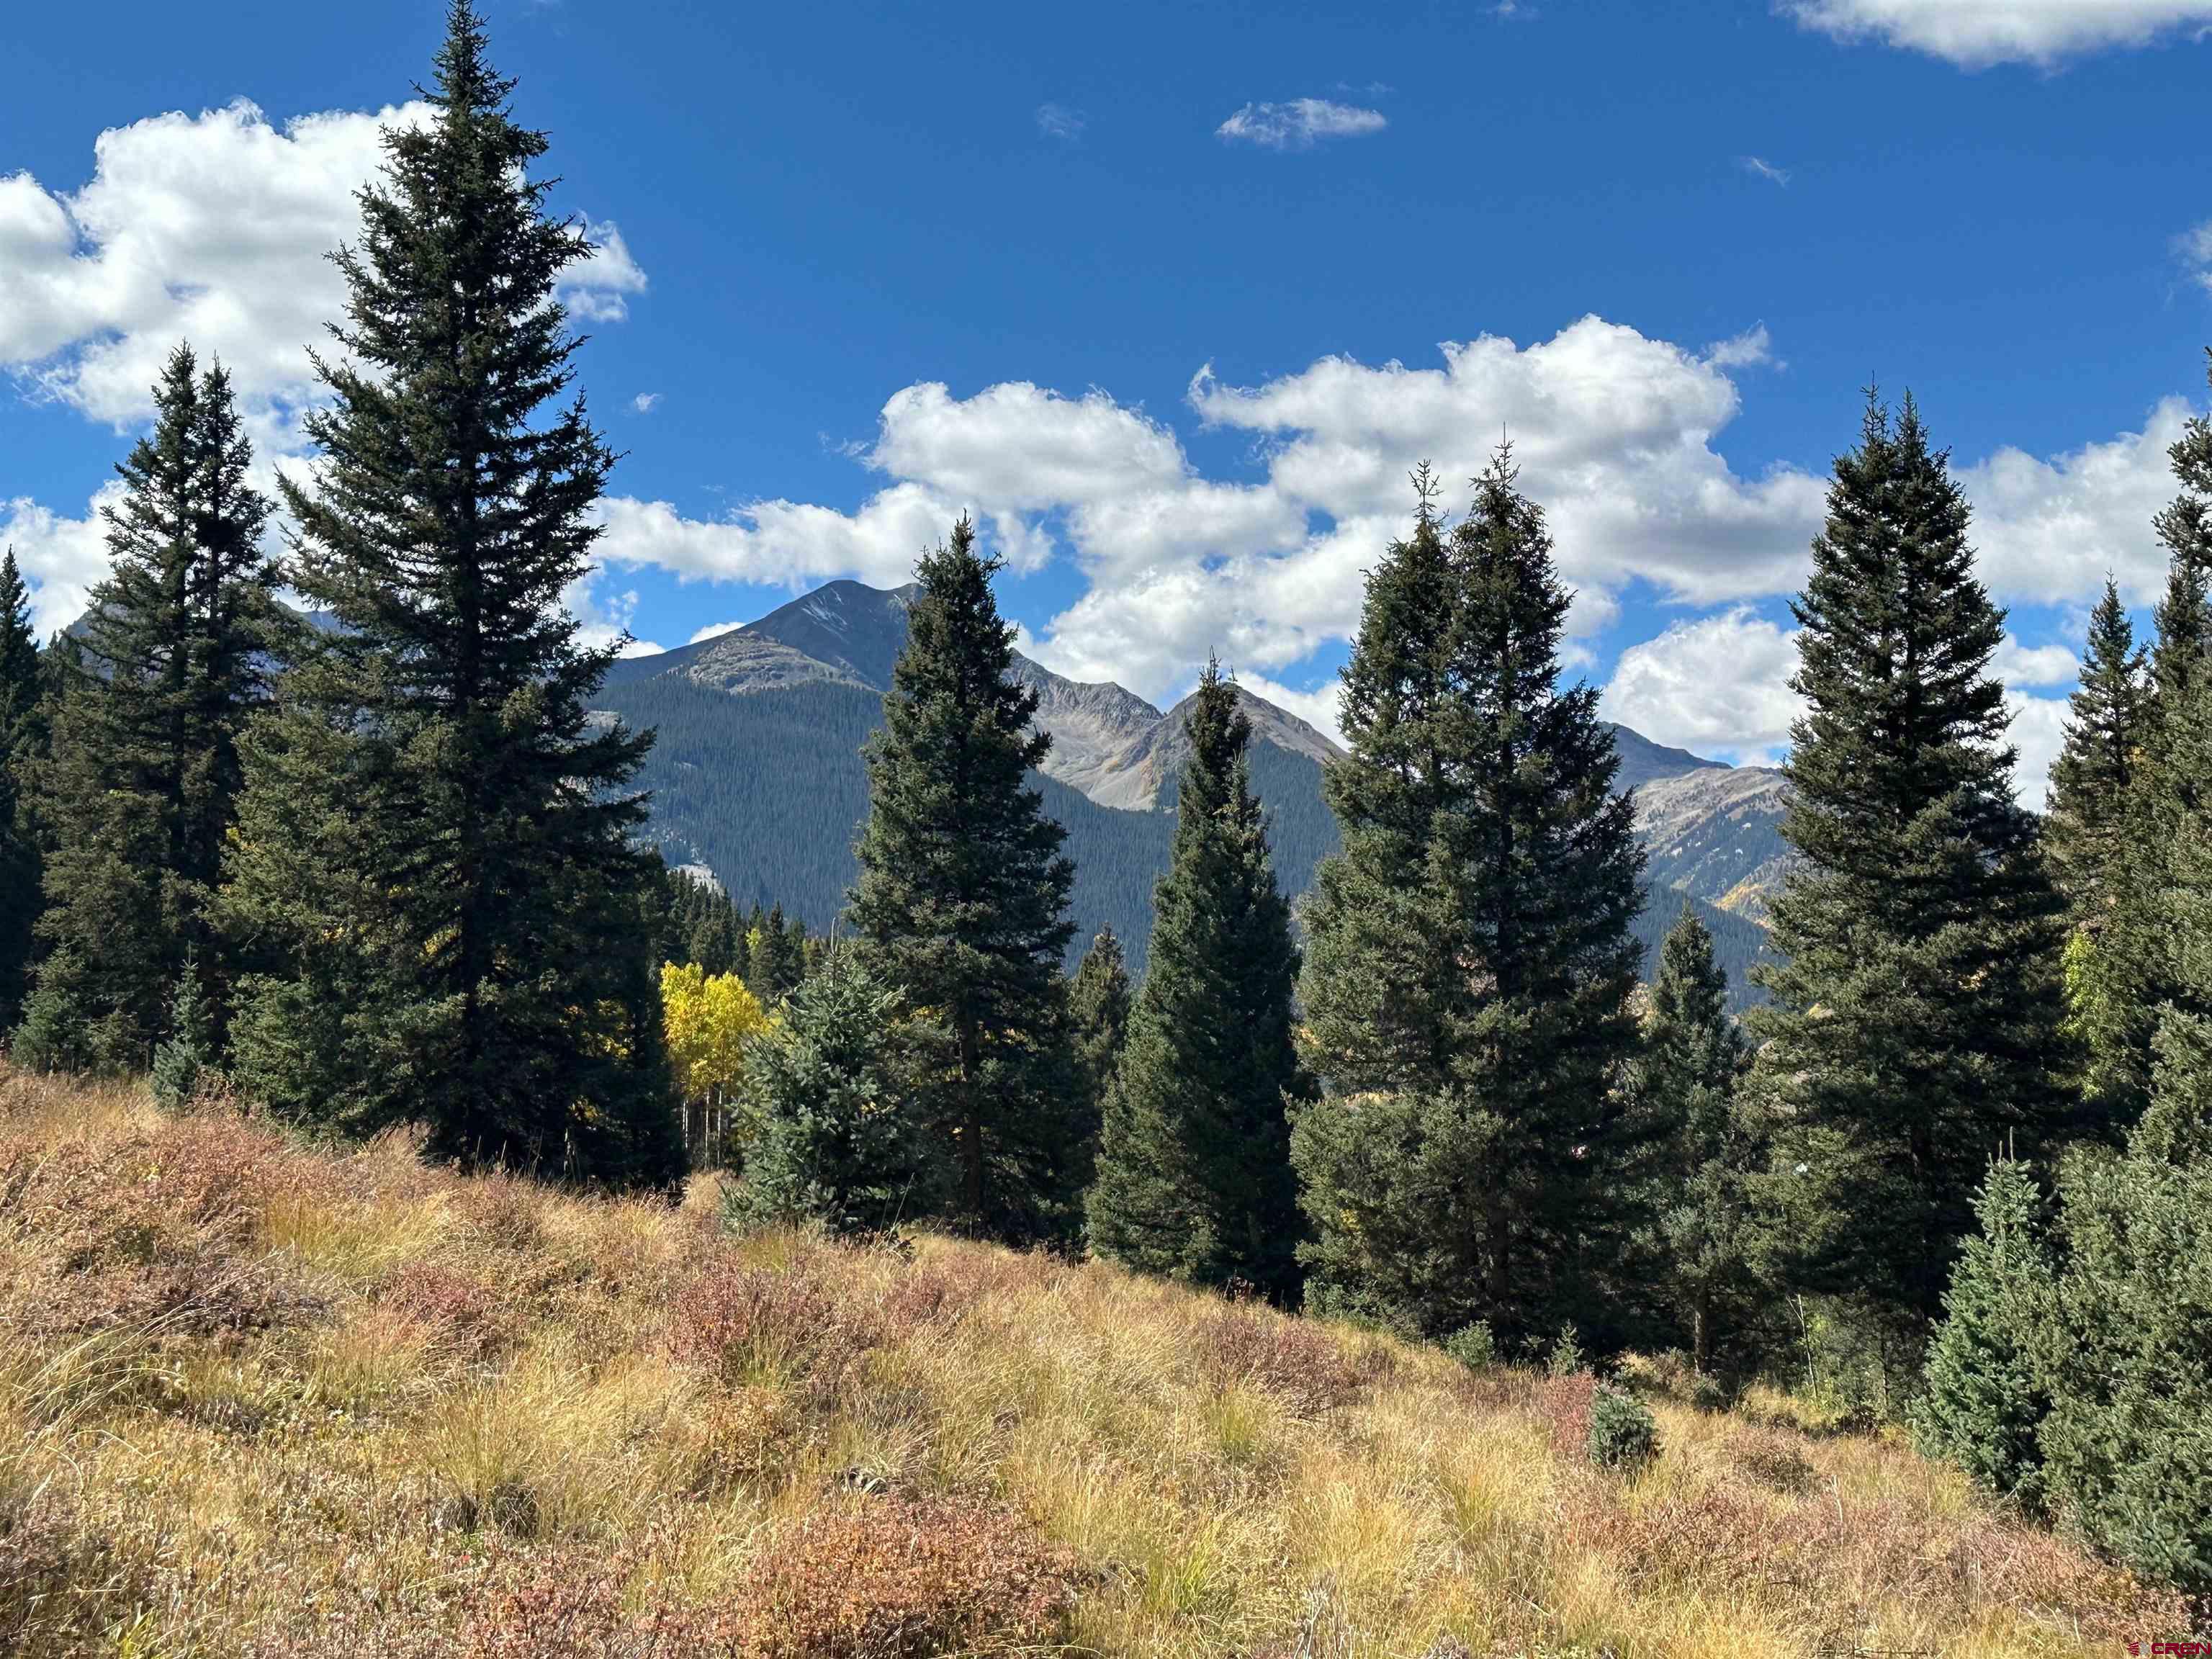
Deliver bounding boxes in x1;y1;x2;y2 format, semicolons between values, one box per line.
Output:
7;0;2212;799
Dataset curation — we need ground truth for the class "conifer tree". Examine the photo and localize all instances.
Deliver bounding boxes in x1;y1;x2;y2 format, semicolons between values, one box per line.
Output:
1290;455;1645;1346
2044;579;2143;922
1088;662;1313;1298
727;949;943;1237
2019;665;2212;1590
151;952;215;1110
14;348;284;1072
2079;371;2212;1129
1627;908;1762;1375
220;4;678;1185
1748;394;2074;1360
1067;926;1130;1134
849;516;1081;1241
1916;1158;2054;1508
0;547;44;1030
2046;581;2146;1130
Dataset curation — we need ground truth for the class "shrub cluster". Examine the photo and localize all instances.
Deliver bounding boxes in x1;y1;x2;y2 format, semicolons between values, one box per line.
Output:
1587;1384;1659;1471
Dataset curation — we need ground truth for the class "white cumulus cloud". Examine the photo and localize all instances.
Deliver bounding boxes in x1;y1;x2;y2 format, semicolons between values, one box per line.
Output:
1958;398;2188;606
0;96;649;635
0;487;123;638
1600;608;1804;765
1216;99;1386;150
601;318;1833;703
1782;0;2212;68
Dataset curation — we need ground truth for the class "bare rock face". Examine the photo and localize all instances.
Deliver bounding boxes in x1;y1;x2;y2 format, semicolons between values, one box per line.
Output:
600;577;1794;926
1632;765;1794;921
1012;657;1166;802
1082;683;1341;811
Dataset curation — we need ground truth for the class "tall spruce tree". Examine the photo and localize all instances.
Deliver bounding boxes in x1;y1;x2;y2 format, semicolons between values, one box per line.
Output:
1087;662;1313;1298
1748;394;2074;1362
2044;579;2143;921
220;4;678;1185
1067;926;1130;1136
2078;367;2212;1130
2040;726;2212;1583
2048;580;2146;1130
1290;454;1645;1348
14;349;284;1073
849;516;1081;1241
0;548;44;1030
1627;908;1763;1375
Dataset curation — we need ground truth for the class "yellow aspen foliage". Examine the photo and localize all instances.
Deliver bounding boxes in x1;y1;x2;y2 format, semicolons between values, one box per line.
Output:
661;961;773;1111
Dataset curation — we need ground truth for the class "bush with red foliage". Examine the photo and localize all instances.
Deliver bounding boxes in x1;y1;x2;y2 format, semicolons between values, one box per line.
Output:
382;1262;513;1359
1193;1306;1376;1418
668;1257;884;1398
721;1496;1080;1658
1533;1370;1597;1460
0;1113;320;1340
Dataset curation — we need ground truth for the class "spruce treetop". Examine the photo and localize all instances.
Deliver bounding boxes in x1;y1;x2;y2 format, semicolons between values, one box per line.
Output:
2044;577;2144;917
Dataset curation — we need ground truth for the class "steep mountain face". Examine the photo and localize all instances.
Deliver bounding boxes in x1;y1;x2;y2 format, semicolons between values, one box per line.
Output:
589;578;1790;1001
1633;765;1793;924
1010;657;1166;802
1089;683;1339;811
606;580;1341;814
1606;724;1732;793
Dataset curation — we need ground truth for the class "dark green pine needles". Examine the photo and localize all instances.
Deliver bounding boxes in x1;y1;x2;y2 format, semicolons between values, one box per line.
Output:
0;547;45;1030
1625;907;1764;1375
848;516;1082;1243
14;346;287;1074
1067;926;1131;1146
220;3;679;1185
2074;369;2212;1132
1088;661;1313;1300
1290;453;1645;1348
2044;578;2144;925
1749;393;2074;1356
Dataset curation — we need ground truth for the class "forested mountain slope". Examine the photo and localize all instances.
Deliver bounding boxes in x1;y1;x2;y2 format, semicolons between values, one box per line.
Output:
593;652;1772;1000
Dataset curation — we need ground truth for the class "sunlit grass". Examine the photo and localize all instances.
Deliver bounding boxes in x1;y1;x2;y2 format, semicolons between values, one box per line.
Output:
0;1061;2191;1657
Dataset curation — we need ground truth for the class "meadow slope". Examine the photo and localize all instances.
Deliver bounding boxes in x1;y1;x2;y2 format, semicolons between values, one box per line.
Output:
0;1068;2190;1658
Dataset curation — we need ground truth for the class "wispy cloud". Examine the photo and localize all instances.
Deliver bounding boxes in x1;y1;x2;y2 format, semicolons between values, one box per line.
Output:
1740;155;1791;186
1705;323;1778;369
1035;102;1085;142
632;392;662;415
2176;220;2212;292
1217;98;1386;150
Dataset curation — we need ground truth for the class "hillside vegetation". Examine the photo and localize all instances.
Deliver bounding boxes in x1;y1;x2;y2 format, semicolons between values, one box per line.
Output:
1;1069;2187;1658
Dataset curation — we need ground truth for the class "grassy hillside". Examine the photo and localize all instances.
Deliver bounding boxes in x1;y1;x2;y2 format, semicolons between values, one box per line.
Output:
1;1069;2187;1657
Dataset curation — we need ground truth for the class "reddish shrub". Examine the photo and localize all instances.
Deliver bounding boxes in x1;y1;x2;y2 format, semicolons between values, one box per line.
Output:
1731;1432;1817;1496
382;1262;513;1359
0;1116;319;1340
0;1476;156;1659
721;1496;1079;1658
669;1259;884;1398
1534;1371;1597;1460
456;1175;547;1252
1195;1307;1367;1417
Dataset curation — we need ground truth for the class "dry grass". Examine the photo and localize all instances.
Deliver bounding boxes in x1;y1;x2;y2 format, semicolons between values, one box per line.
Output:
0;1064;2196;1657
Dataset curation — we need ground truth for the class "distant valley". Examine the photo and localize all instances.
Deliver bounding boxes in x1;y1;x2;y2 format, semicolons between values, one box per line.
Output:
595;580;1789;999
